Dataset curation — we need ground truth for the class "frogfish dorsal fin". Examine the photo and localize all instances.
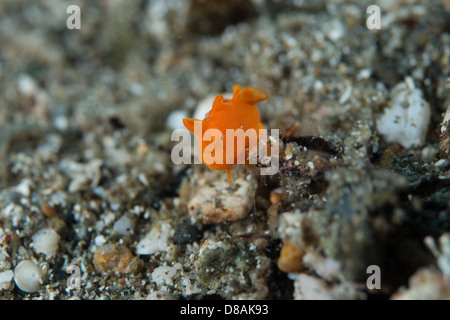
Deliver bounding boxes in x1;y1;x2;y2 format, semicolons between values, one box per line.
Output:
239;87;269;104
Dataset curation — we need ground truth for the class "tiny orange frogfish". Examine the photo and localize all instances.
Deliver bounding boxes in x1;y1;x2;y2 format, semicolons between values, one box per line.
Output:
183;84;269;183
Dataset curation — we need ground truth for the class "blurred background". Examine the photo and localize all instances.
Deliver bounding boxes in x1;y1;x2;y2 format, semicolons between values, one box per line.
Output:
0;0;449;300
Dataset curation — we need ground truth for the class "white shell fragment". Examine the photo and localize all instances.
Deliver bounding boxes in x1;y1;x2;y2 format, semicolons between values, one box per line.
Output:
151;266;178;286
31;228;60;258
136;222;173;255
377;77;431;149
13;260;43;293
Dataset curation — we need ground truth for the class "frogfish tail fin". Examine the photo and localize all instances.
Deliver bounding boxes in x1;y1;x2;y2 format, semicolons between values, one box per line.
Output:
183;118;199;134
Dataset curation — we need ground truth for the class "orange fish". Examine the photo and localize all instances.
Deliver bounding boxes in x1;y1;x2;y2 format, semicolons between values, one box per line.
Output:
183;84;269;183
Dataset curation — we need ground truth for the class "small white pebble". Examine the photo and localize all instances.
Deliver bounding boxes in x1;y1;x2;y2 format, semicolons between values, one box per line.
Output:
173;263;183;270
181;277;201;295
4;203;25;227
136;223;173;255
13;260;43;293
357;69;372;80
405;76;415;90
327;20;345;41
421;146;438;161
54;115;69;131
15;179;31;197
17;73;37;96
94;235;107;247
435;159;448;169
31;228;60;258
102;211;116;226
0;270;14;290
151;266;177;286
314;80;323;91
129;82;143;96
138;173;149;187
166;110;188;130
113;215;136;236
339;85;352;105
377;78;431;148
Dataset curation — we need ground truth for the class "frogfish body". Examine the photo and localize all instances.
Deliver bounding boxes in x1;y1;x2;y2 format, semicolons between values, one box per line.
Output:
183;84;269;183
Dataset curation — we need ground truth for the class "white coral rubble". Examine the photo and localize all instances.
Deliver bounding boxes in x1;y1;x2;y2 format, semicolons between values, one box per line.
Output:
377;77;431;149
